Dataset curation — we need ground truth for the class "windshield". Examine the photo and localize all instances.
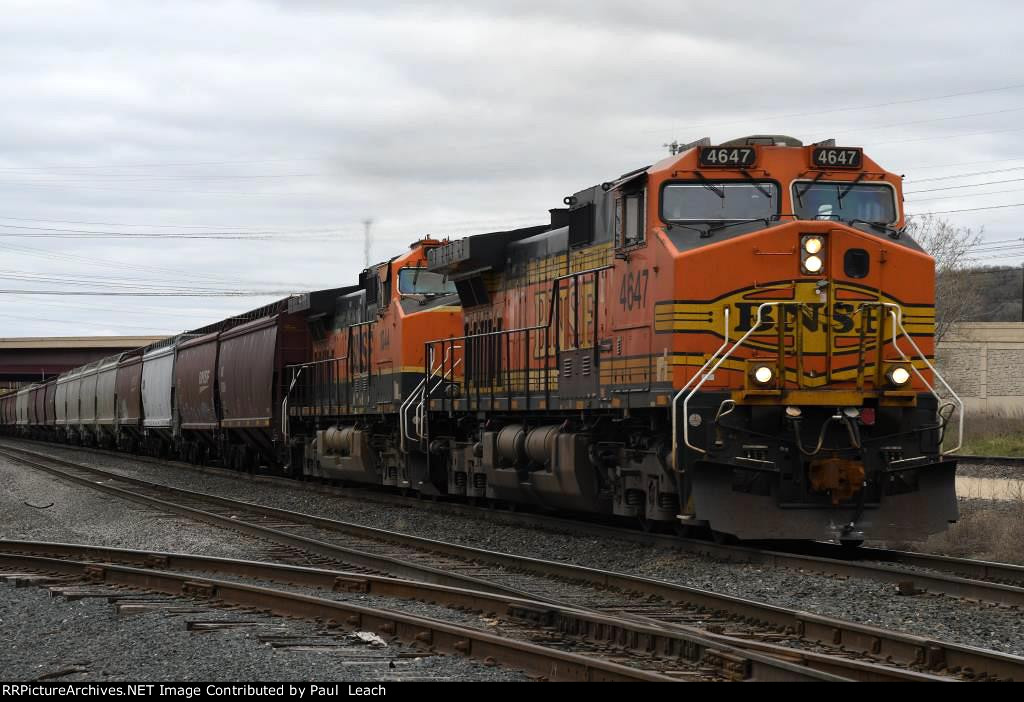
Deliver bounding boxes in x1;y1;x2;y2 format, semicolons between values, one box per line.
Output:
398;267;456;295
661;182;778;222
793;182;897;223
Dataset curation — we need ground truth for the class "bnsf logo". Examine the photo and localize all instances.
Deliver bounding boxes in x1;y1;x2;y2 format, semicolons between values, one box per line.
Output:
653;283;934;355
733;302;869;335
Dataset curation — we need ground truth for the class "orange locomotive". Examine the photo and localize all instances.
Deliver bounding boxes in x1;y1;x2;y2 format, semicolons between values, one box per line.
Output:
286;239;463;490
405;135;961;543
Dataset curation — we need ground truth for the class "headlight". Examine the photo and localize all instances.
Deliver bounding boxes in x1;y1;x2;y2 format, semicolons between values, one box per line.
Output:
803;255;823;273
752;365;774;385
800;234;826;274
887;366;911;386
804;236;823;254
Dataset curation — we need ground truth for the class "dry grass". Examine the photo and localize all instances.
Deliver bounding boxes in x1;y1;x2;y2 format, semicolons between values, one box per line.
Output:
949;408;1024;456
920;482;1024;564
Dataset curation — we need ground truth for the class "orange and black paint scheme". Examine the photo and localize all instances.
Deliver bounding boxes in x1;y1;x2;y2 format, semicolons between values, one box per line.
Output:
286;239;463;490
22;134;955;544
404;135;959;543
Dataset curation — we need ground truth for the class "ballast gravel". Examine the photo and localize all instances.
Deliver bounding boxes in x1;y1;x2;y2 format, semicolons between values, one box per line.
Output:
0;583;527;682
5;440;1024;658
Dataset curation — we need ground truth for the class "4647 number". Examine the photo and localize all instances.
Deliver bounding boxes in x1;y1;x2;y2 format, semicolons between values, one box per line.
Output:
619;269;649;311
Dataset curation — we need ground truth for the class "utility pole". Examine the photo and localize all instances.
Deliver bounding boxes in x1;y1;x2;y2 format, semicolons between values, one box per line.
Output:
363;218;373;269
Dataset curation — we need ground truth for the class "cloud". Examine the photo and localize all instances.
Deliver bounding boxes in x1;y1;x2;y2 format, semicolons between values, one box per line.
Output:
0;0;1021;337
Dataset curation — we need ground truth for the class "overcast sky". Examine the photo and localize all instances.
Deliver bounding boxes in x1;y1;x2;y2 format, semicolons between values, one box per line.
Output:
1;0;1022;337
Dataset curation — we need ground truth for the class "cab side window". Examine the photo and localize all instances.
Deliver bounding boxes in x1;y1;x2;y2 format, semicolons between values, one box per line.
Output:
616;190;645;247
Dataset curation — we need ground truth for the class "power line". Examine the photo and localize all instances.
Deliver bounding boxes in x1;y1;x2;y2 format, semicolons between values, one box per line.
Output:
0;311;172;333
3;294;226;320
906;166;1024;183
847;106;1024;133
659;81;1024;135
905;157;1024;171
0;157;322;171
906;203;1024;216
965;237;1024;250
0;173;327;180
0;290;296;297
0;242;307;289
0;274;283;296
904;177;1024;194
0;214;314;230
869;125;1024;147
0;223;353;240
905;188;1024;203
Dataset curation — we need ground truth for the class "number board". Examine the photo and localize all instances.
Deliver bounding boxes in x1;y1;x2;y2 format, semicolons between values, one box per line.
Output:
811;147;863;169
698;146;756;168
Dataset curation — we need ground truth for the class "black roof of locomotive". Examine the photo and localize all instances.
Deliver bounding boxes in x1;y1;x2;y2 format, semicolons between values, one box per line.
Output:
426;223;552;279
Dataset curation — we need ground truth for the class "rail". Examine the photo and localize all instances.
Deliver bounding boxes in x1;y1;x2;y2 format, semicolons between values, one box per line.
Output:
5;444;1023;680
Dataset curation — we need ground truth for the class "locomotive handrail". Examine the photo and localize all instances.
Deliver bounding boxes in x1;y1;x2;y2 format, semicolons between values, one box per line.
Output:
399;377;428;451
671;307;730;466
881;303;965;454
399;345;455;451
281;355;349;441
417;345;463;427
402;344;462;451
683;303;794;454
281;365;306;441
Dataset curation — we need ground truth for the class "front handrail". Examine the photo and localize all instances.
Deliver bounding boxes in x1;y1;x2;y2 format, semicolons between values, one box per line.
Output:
682;304;775;455
881;303;965;454
671;308;730;466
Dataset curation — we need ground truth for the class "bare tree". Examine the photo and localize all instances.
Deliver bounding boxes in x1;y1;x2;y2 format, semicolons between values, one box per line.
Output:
904;214;984;342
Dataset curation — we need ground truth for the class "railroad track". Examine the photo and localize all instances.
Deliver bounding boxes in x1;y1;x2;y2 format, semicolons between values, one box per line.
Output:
0;541;889;682
0;545;683;682
9;439;1024;602
3;444;1024;681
